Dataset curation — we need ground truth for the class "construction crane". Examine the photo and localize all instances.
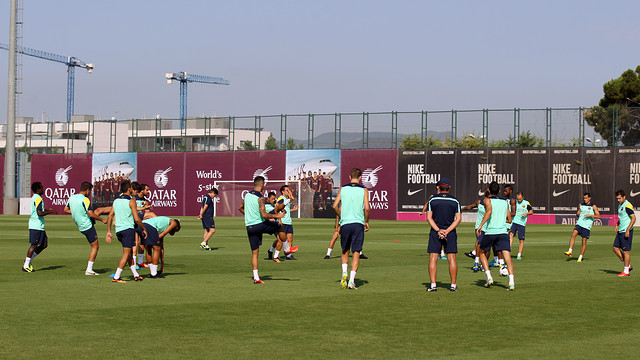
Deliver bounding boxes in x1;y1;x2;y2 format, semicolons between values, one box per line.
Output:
165;72;230;128
0;42;93;123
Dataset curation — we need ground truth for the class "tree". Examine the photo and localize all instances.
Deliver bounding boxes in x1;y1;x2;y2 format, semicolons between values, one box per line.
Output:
264;134;278;150
585;65;640;146
238;140;256;151
286;137;304;150
399;134;444;149
451;133;485;148
488;131;544;148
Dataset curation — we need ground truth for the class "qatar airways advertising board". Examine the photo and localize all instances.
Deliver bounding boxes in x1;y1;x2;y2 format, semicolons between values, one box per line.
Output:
137;152;185;216
340;149;397;220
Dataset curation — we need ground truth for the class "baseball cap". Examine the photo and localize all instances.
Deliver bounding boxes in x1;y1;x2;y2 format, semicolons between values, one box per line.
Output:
437;177;451;186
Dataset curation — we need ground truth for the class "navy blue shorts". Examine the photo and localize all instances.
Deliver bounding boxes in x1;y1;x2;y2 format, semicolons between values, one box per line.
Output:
428;230;458;254
142;223;161;247
573;225;590;239
81;227;98;244
510;223;526;240
476;230;485;244
246;221;281;251
613;229;633;251
480;233;511;252
202;217;215;230
116;228;136;248
282;224;294;234
340;223;365;253
29;229;48;246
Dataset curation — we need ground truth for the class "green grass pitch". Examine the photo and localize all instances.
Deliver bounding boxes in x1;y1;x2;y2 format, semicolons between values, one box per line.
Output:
1;215;639;359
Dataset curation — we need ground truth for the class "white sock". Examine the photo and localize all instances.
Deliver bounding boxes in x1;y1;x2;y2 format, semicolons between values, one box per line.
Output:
201;241;207;246
326;248;332;256
86;261;94;272
31;252;39;260
282;241;291;252
568;248;573;253
471;250;476;256
509;274;515;284
349;271;356;284
474;256;479;263
149;264;158;276
578;255;583;260
114;267;123;279
24;257;31;268
517;253;522;257
341;263;348;274
253;269;260;281
493;256;499;262
485;270;492;280
130;265;140;277
440;250;445;257
269;246;275;252
273;250;280;258
286;253;293;258
451;283;457;289
431;282;436;289
499;259;505;265
137;254;144;264
624;266;630;274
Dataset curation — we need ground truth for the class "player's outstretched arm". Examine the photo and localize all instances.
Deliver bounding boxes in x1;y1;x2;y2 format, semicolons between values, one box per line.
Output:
363;188;370;231
332;191;342;218
259;198;283;219
129;198;147;238
106;208;115;243
461;199;480;211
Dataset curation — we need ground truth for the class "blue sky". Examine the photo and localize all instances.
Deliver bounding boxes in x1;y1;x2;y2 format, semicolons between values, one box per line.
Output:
1;1;639;140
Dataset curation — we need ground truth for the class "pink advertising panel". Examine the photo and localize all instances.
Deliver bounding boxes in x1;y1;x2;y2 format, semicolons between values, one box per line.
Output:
0;154;4;214
340;149;398;220
136;152;185;216
30;154;93;214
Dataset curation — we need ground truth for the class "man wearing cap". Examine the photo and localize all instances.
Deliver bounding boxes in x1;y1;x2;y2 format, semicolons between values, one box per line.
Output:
425;177;461;292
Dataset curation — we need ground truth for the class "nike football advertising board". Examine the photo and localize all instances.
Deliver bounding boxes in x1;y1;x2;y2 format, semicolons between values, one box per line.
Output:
518;149;549;213
583;148;615;214
616;148;640;210
397;150;429;212
455;149;489;207
549;148;586;213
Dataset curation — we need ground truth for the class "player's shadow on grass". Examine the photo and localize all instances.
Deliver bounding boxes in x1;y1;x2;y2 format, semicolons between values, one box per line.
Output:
420;281;451;289
600;269;621;274
37;265;65;271
259;275;300;282
473;279;508;289
158;272;187;277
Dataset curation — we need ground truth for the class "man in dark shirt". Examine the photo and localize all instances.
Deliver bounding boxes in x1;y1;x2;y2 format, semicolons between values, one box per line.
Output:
425;177;461;292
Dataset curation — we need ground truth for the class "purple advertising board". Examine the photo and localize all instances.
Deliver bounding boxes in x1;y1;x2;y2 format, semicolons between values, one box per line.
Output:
30;154;93;215
137;152;186;216
340;149;397;220
184;151;287;217
0;154;4;214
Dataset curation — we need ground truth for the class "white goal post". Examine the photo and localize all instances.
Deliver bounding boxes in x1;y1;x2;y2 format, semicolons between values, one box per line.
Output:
212;180;302;218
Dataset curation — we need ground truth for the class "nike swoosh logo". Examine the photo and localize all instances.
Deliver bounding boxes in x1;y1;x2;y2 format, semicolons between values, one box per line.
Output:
407;189;423;196
553;189;570;197
630;190;640;197
478;189;485;196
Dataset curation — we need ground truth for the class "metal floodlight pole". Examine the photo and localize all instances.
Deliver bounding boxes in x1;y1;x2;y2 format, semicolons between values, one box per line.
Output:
4;0;18;214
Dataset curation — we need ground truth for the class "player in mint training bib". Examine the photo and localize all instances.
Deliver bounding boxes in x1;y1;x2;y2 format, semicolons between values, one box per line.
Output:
564;192;600;262
141;216;181;277
509;192;533;260
238;176;286;284
477;181;515;290
22;182;56;273
613;190;636;276
333;168;370;290
64;181;109;275
106;180;147;283
276;185;300;260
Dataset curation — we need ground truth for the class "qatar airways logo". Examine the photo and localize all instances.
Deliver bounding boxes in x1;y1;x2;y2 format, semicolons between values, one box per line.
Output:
253;166;273;184
55;165;73;186
361;165;388;210
154;167;172;189
362;165;383;189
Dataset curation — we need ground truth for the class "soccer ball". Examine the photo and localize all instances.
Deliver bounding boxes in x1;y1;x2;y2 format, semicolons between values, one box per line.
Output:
499;266;509;277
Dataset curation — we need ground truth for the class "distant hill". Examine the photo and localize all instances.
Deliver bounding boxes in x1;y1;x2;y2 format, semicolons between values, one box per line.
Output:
291;131;450;149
